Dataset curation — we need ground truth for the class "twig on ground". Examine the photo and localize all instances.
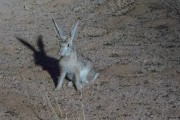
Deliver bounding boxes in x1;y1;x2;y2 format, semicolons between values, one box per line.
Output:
55;97;64;118
80;87;86;120
46;92;60;120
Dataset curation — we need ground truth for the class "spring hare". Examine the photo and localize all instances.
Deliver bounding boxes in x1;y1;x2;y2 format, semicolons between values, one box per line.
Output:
52;19;99;91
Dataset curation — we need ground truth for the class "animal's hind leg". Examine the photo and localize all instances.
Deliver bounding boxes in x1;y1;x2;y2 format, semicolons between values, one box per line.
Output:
75;71;83;91
66;73;74;87
80;68;89;84
80;75;89;85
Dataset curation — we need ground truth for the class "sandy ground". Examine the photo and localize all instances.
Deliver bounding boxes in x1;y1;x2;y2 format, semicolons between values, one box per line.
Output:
0;0;180;120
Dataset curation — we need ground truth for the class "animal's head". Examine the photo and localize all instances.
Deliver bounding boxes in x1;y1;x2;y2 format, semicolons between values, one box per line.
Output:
52;19;78;56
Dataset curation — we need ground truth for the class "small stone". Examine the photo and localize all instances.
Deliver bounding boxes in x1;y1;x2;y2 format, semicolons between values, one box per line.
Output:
0;75;3;79
67;81;73;87
73;7;82;12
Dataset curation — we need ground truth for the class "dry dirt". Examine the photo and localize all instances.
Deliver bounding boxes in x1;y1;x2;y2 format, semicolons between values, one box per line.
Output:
0;0;180;120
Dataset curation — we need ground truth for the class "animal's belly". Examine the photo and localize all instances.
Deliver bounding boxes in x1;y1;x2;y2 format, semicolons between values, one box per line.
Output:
66;73;74;81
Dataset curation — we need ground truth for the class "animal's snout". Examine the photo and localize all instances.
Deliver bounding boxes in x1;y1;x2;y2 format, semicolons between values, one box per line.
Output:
59;48;66;56
59;51;64;56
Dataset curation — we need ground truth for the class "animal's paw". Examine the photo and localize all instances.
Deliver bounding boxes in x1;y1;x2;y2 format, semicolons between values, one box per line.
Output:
76;83;83;91
54;87;60;91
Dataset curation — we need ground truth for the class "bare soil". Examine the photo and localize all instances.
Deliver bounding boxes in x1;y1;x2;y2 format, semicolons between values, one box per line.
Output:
0;0;180;120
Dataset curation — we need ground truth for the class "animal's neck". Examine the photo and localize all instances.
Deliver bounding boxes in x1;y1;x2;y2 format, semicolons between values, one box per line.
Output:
65;47;77;58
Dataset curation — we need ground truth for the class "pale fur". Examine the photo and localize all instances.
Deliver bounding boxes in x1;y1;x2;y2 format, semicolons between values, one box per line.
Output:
52;19;99;91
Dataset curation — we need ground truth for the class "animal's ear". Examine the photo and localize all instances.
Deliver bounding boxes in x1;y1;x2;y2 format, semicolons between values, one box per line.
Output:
70;21;79;41
52;19;64;40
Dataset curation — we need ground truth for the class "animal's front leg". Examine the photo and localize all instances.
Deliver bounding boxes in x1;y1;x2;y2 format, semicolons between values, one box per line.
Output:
55;71;66;90
75;71;82;91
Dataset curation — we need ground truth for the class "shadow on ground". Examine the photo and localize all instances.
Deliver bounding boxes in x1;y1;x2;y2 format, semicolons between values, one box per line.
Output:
16;35;60;87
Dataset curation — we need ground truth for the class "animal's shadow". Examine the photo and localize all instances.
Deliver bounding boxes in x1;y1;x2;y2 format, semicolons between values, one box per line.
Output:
16;35;60;87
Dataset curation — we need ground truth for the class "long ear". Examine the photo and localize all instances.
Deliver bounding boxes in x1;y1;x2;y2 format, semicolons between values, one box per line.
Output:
70;21;79;41
52;19;64;39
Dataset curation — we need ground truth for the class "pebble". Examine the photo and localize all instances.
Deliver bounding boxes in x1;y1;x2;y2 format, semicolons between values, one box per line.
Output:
0;75;3;79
